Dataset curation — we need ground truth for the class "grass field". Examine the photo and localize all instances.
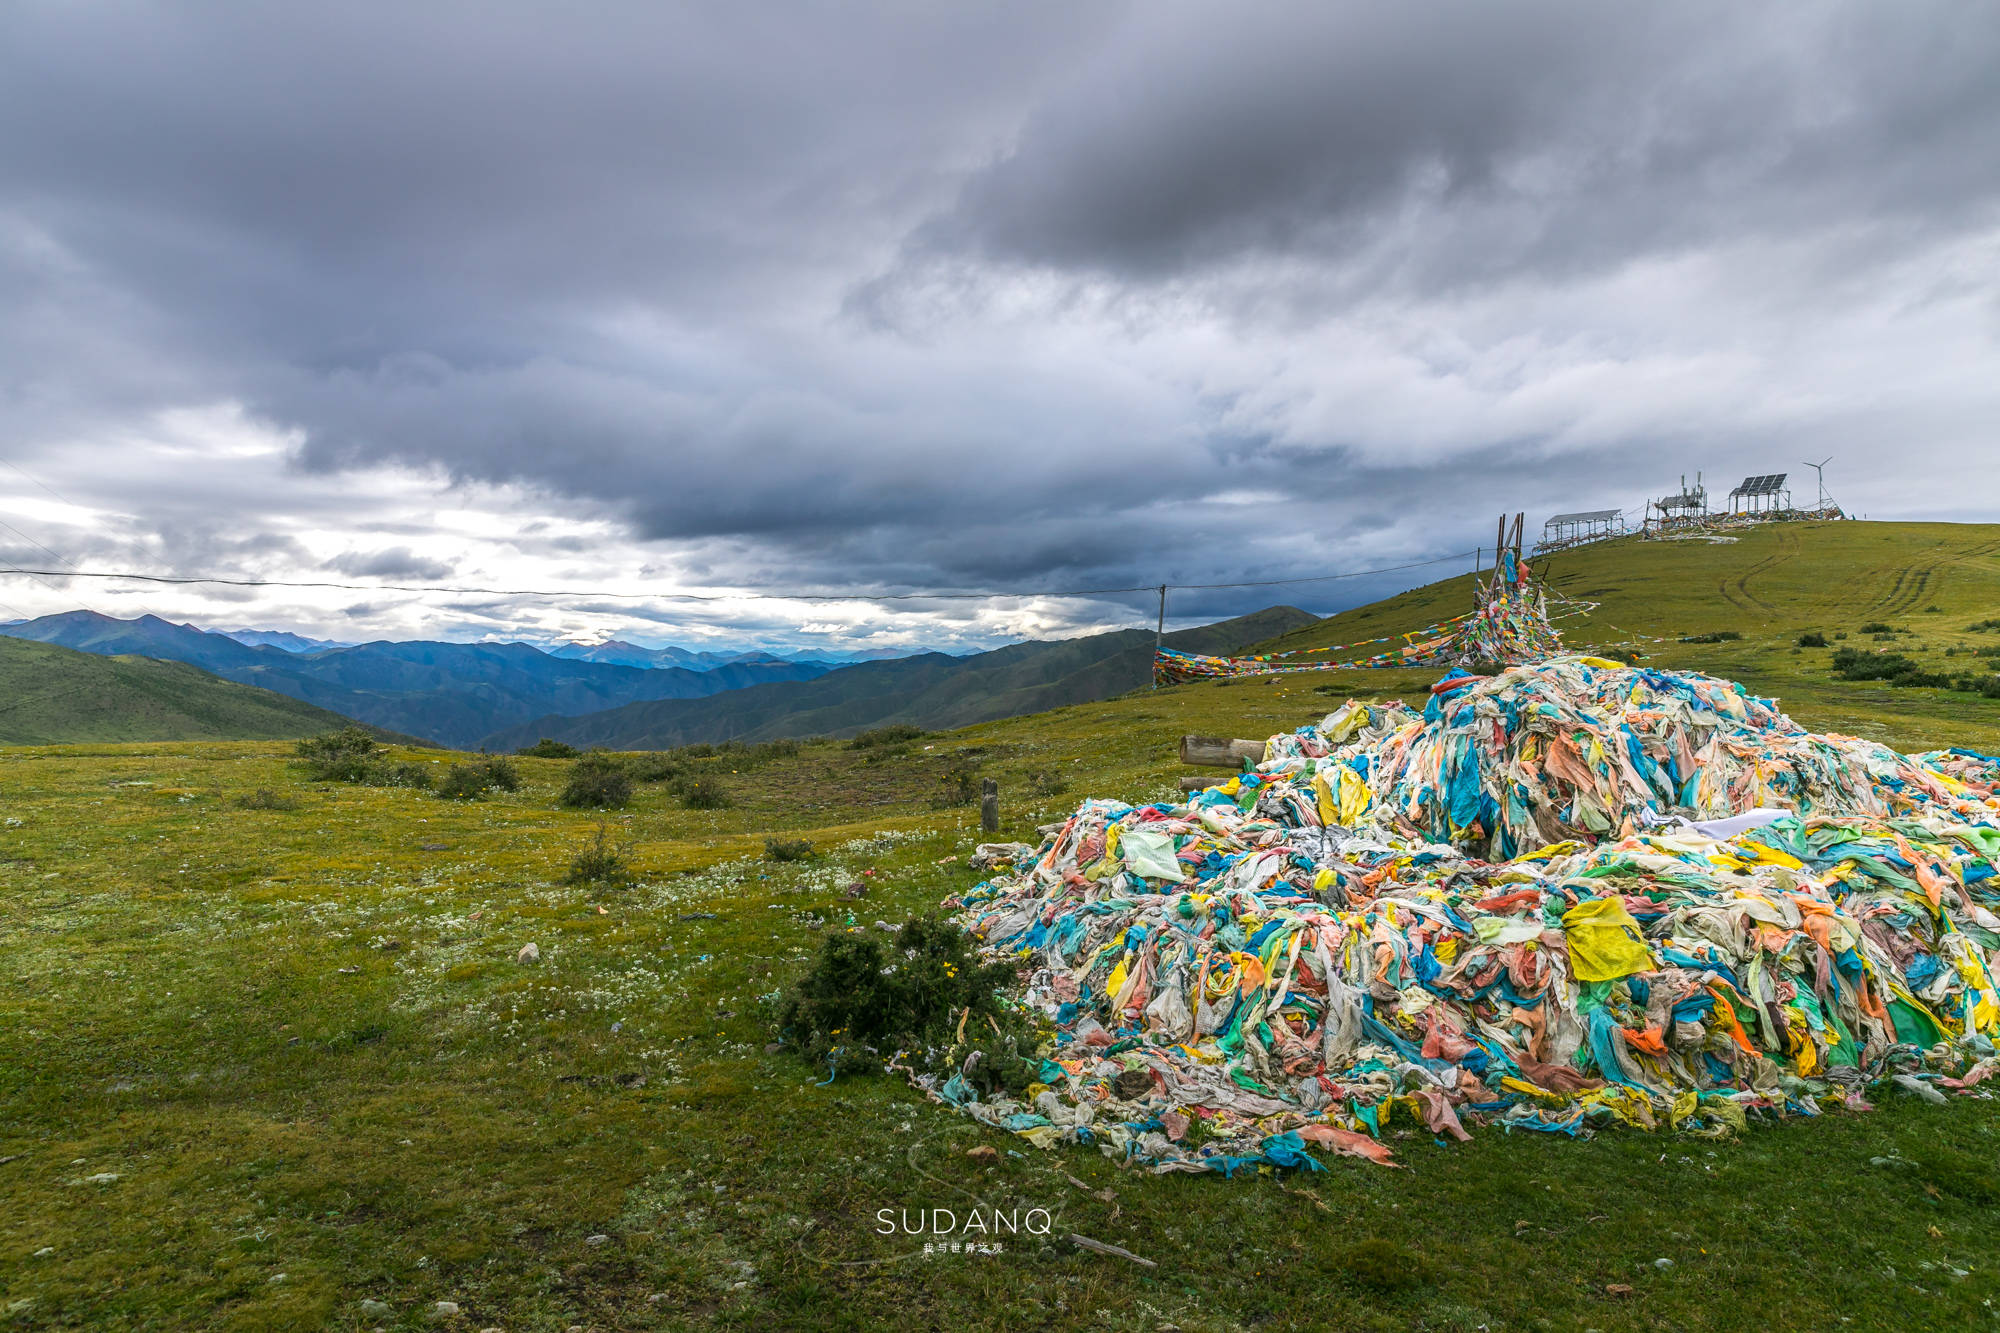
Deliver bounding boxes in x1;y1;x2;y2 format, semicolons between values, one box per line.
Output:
6;520;2000;1331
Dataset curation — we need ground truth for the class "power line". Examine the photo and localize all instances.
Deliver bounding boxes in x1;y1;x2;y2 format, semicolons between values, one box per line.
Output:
0;549;1479;605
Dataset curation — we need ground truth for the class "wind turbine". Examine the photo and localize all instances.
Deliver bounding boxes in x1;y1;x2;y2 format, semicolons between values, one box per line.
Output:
1802;458;1832;514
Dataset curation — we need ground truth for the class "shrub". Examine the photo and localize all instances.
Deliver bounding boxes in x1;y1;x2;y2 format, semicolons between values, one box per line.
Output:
435;757;519;801
373;761;435;790
680;774;731;809
477;756;521;791
849;724;929;750
778;914;1022;1076
435;764;494;800
1831;648;1952;688
764;837;814;862
1797;632;1828;648
562;824;632;888
1858;621;1895;634
625;752;687;783
1834;631;1848;640
932;761;981;808
295;726;380;781
296;726;377;763
559;751;633;809
1679;630;1743;644
1967;619;2000;633
235;787;299;811
515;737;579;759
1954;675;2000;700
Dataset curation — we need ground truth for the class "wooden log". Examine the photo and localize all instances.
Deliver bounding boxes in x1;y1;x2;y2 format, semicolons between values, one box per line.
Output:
979;778;999;834
1178;775;1218;793
1178;735;1265;768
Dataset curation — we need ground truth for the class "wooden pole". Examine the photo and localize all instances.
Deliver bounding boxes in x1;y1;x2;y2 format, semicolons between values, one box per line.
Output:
1151;584;1166;690
980;778;999;833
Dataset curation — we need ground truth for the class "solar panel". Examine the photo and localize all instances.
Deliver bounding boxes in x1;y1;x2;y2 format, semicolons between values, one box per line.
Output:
1731;473;1788;496
1545;509;1622;525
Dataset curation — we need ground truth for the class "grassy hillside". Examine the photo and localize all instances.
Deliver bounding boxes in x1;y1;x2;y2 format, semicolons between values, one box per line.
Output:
483;604;1318;751
1239;519;2000;751
7;525;2000;1330
0;637;369;743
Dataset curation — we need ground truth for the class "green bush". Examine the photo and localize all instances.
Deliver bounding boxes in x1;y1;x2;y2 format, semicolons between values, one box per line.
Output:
295;727;379;781
234;787;299;811
559;752;633;809
680;774;731;809
372;761;434;790
764;837;814;862
625;752;687;783
932;761;981;808
562;824;632;888
435;764;494;800
1679;630;1742;644
1967;619;2000;633
849;724;929;750
778;914;1022;1075
515;737;579;759
477;756;521;791
1831;647;1952;688
1858;621;1896;634
1797;632;1828;647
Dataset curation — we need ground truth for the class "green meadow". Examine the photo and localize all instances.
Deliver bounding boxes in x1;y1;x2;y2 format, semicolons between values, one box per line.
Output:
6;520;2000;1331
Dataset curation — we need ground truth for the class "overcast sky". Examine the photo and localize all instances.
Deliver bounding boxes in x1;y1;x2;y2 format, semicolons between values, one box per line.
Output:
2;1;1996;651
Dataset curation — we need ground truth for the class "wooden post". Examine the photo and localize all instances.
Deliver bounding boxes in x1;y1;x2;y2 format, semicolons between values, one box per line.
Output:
1151;584;1166;690
1178;736;1266;768
980;778;999;833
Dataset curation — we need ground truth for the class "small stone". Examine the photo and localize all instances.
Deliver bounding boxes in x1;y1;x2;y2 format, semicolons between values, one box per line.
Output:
268;1273;287;1284
647;1293;669;1305
966;1145;999;1165
380;939;402;951
516;943;540;964
358;1300;394;1319
584;1233;610;1246
480;1327;505;1332
419;842;448;851
1606;1283;1634;1297
32;1247;53;1258
82;1172;121;1185
843;880;867;898
1653;1257;1674;1270
430;1300;460;1318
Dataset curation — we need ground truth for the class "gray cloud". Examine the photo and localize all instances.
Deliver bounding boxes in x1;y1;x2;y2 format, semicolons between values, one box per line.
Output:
327;547;458;582
0;2;1995;647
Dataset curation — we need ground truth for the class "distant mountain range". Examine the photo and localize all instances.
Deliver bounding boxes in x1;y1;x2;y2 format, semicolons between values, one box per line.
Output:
217;628;353;652
481;605;1317;751
544;638;920;670
0;636;372;744
0;612;834;748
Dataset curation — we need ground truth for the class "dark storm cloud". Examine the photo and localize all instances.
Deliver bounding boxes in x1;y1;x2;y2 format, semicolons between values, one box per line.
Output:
0;1;1996;645
912;3;2000;289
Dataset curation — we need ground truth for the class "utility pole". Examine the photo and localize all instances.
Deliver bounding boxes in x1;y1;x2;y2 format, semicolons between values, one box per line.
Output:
1152;584;1166;690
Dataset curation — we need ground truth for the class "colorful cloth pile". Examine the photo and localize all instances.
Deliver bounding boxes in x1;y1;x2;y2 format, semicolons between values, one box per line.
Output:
1152;550;1575;684
917;657;2000;1173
